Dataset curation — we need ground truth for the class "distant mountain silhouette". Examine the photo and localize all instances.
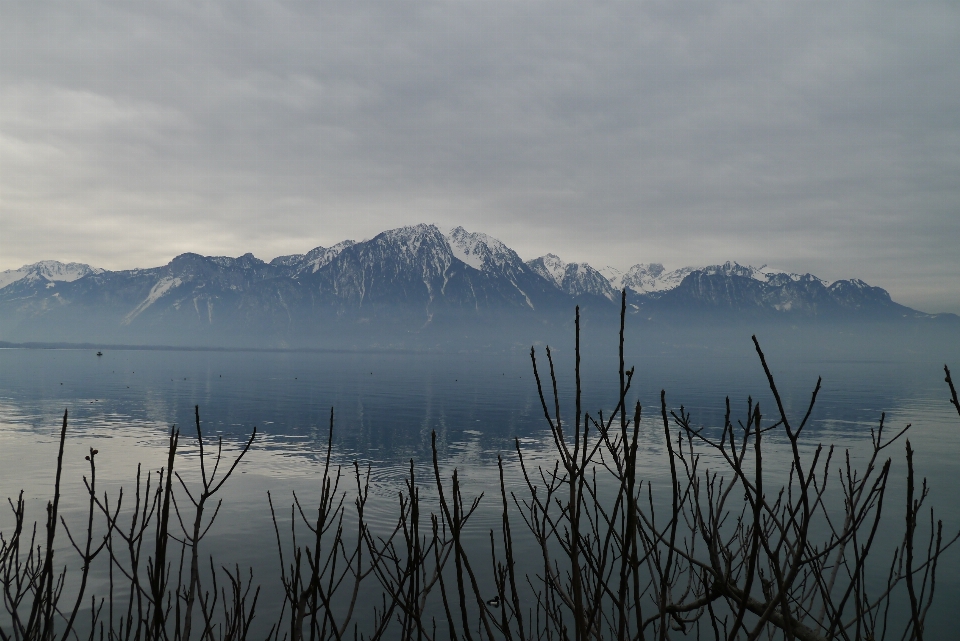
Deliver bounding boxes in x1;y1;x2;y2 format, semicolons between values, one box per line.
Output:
1;225;955;347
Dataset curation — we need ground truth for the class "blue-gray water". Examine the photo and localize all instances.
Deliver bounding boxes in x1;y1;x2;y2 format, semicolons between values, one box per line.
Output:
2;332;959;636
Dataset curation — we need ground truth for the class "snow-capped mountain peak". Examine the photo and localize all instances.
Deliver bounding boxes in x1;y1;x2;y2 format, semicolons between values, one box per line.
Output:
604;261;833;296
0;260;103;291
528;254;567;288
696;262;830;287
602;263;664;292
376;223;447;253
701;261;761;280
270;240;357;276
527;254;617;300
603;263;697;295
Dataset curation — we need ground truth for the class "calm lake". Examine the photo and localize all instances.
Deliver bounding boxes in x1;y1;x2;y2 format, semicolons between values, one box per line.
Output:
2;327;959;636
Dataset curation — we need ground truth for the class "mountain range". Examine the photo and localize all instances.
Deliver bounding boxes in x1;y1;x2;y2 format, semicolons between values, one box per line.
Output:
1;224;955;348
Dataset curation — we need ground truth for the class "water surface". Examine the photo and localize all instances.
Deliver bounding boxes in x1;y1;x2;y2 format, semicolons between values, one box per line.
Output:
2;334;959;635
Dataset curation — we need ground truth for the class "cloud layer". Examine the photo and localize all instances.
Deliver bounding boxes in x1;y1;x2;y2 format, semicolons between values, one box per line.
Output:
2;2;958;312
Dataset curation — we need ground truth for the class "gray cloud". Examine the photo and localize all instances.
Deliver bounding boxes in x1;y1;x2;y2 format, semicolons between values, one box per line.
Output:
1;1;958;312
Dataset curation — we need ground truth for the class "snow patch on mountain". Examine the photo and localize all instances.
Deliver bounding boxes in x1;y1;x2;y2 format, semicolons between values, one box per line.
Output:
442;226;526;274
0;261;103;290
443;227;486;270
440;226;539;308
122;276;182;325
0;269;31;291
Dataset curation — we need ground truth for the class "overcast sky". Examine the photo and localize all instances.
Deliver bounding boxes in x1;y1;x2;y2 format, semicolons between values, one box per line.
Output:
1;2;958;312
